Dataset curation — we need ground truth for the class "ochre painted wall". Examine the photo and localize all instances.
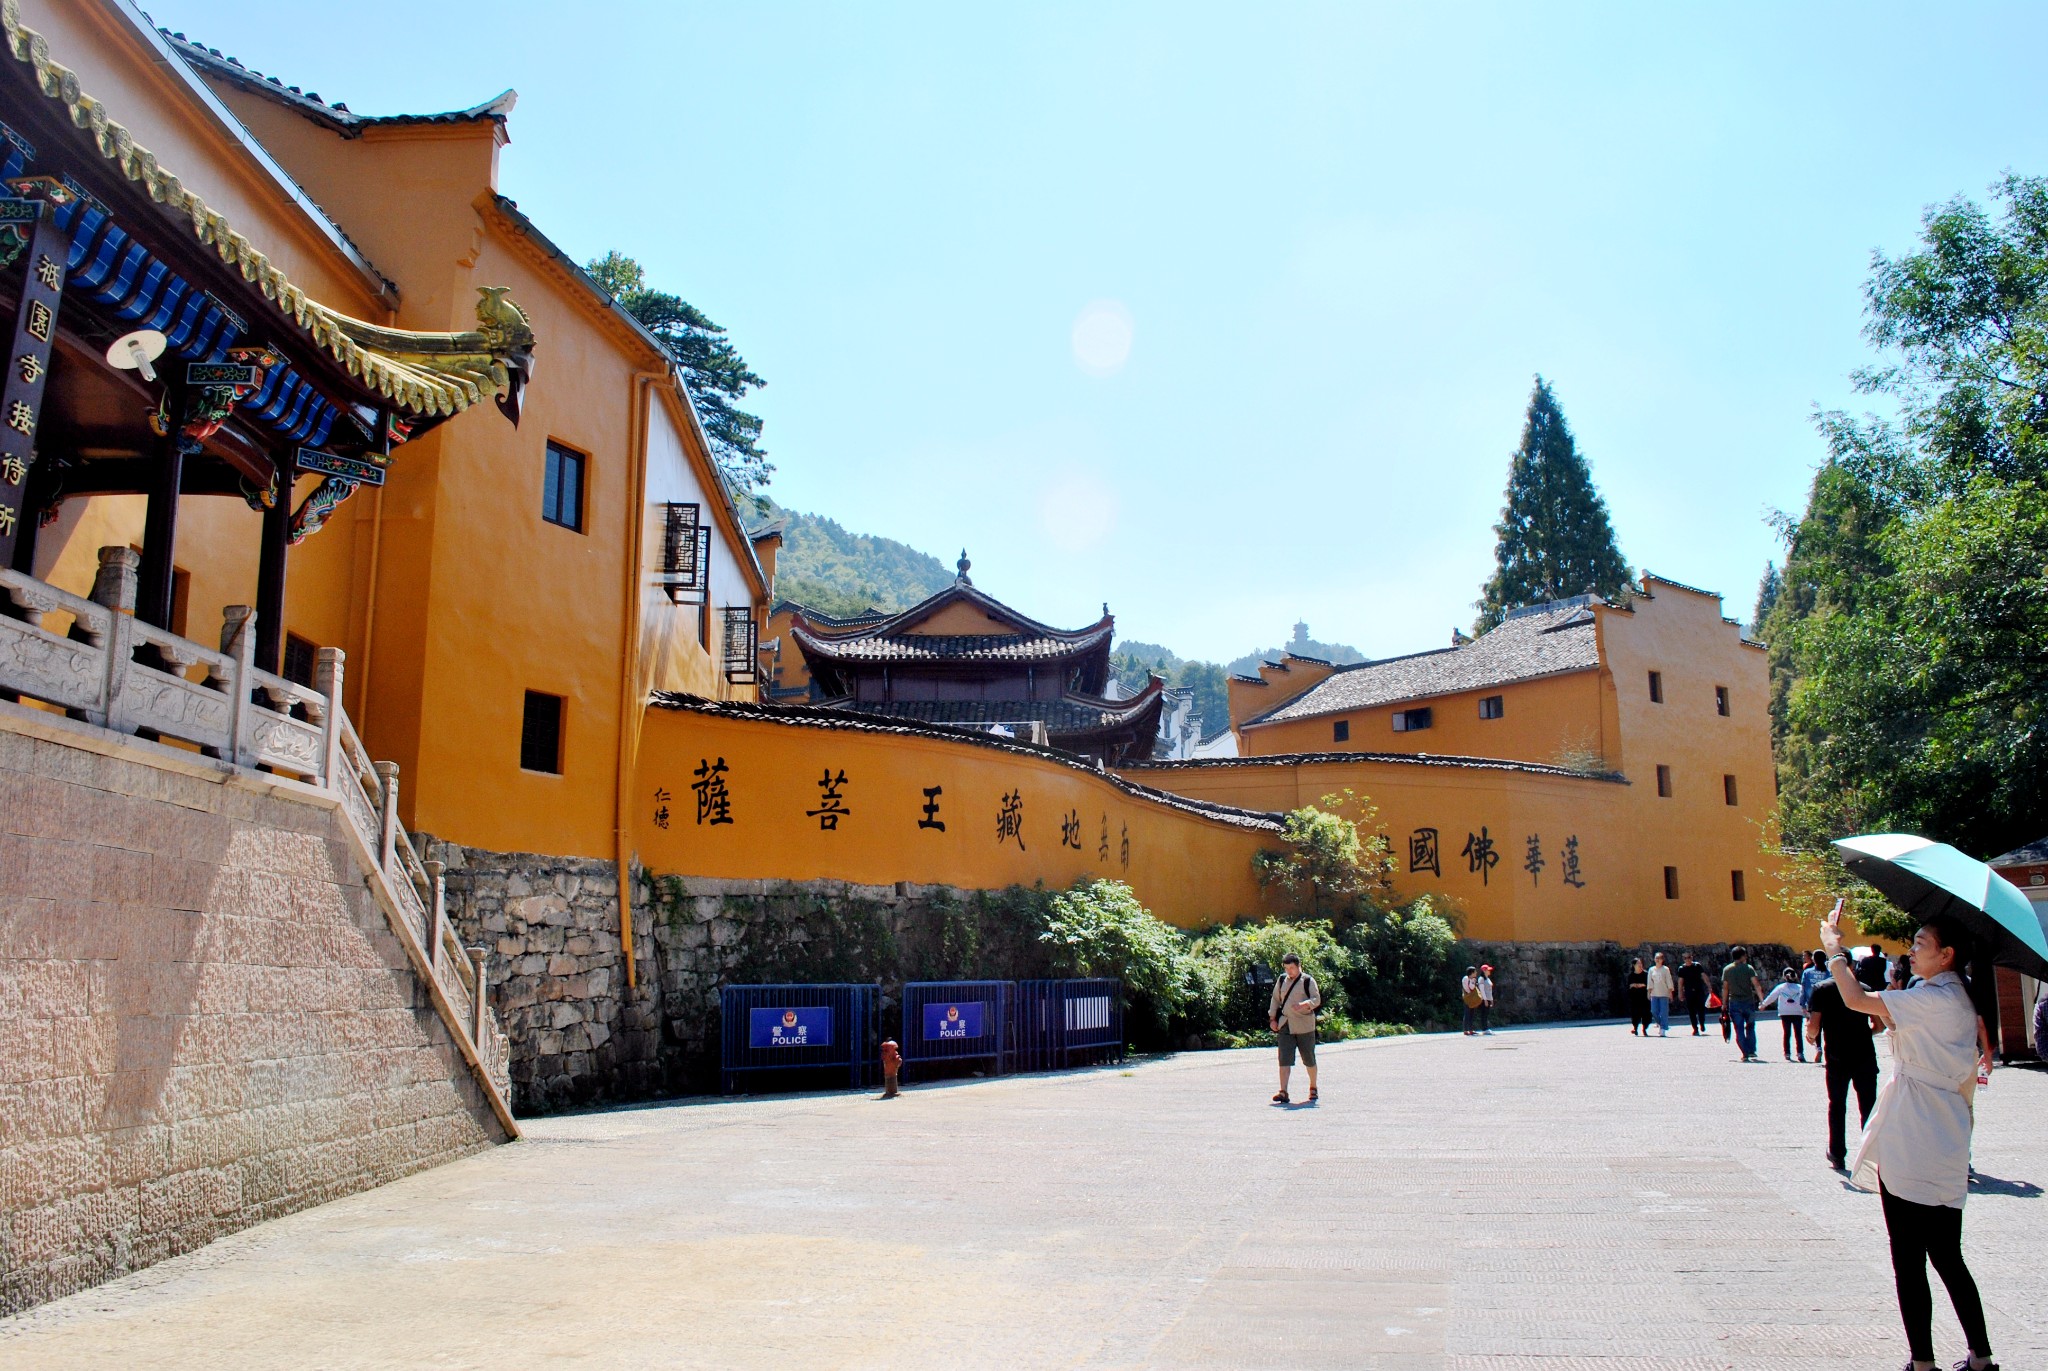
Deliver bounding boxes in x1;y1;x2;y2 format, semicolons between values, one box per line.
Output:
1242;668;1613;768
634;706;1281;929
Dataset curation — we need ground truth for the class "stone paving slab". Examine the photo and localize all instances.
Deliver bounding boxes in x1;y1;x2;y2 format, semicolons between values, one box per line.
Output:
1;1021;2044;1369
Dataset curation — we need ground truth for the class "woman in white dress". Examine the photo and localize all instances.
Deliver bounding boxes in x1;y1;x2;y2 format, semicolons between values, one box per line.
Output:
1818;902;1996;1371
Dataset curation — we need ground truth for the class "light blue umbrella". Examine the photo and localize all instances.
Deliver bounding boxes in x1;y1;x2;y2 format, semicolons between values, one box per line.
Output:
1833;833;2048;980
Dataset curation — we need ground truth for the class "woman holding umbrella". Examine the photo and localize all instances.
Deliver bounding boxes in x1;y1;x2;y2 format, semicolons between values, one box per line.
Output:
1818;899;1997;1371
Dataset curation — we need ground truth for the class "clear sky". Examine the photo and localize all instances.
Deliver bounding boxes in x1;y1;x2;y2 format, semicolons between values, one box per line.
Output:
148;1;2048;662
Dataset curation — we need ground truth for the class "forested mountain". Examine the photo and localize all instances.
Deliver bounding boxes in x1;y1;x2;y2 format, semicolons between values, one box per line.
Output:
751;500;955;617
1112;623;1364;741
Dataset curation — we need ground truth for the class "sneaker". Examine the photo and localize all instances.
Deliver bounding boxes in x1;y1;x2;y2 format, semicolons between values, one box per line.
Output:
1950;1356;1998;1370
1272;1091;1290;1104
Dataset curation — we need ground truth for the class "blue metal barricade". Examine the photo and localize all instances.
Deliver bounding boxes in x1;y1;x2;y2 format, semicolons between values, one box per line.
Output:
1012;978;1124;1072
719;983;878;1094
900;981;1012;1080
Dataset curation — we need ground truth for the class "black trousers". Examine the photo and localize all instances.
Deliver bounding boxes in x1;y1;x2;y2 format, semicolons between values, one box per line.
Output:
1685;997;1707;1032
1824;1056;1876;1162
1779;1016;1805;1059
1881;1183;1991;1363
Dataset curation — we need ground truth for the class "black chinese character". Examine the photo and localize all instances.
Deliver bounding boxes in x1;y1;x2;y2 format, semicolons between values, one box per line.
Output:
1098;814;1110;861
997;790;1026;849
691;757;733;826
1061;809;1082;850
806;768;851;831
1560;835;1585;888
1462;827;1499;885
1408;827;1440;876
918;785;946;832
1523;833;1545;885
1120;821;1130;869
652;786;672;831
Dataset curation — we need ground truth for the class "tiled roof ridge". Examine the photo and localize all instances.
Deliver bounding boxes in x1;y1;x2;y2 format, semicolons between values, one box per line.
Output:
1638;571;1724;601
790;619;1114;662
1505;592;1602;621
646;694;1285;832
1990;835;2048;867
865;579;1111;644
162;31;517;136
1121;749;1628;783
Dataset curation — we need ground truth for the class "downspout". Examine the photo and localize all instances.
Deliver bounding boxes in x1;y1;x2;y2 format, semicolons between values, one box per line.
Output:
358;484;385;729
614;369;664;992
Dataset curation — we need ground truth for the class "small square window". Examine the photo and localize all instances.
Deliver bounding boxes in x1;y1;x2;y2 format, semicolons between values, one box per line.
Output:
1478;695;1504;720
281;633;317;687
1332;720;1349;743
520;690;564;774
1664;866;1680;900
1392;707;1433;733
542;441;585;532
1715;685;1730;717
1656;764;1672;798
1723;774;1738;806
1731;869;1747;902
1648;671;1664;703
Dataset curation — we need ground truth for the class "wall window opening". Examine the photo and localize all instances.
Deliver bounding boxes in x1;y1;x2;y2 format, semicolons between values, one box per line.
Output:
1648;670;1663;703
1731;869;1747;901
1664;866;1680;900
282;633;317;688
1656;764;1672;797
1723;774;1738;806
1332;720;1349;742
1392;707;1433;733
542;441;586;532
520;690;565;774
1715;685;1730;716
1478;695;1504;720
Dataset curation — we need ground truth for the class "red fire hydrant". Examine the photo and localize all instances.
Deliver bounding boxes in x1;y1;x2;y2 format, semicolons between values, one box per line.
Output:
880;1039;902;1099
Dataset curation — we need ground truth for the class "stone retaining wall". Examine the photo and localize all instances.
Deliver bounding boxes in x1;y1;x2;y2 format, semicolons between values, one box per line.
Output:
0;715;505;1316
1458;939;1801;1024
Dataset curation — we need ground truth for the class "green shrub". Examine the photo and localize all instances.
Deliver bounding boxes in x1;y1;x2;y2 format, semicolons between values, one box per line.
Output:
1042;879;1195;1048
1185;919;1356;1037
1341;895;1463;1027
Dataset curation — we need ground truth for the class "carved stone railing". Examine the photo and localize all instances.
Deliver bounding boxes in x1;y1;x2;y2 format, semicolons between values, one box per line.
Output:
0;547;515;1124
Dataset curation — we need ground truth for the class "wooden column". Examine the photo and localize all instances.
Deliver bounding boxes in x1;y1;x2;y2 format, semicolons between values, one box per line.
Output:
254;447;295;674
136;379;187;630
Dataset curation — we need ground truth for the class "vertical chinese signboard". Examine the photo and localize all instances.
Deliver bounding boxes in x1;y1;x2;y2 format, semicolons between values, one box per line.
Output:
0;199;65;567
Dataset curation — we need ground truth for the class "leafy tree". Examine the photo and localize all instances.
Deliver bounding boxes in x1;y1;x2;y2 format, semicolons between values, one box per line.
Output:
1253;790;1395;922
1761;174;2048;860
1041;879;1196;1040
1474;378;1633;632
587;251;772;497
1752;561;1781;632
757;500;953;612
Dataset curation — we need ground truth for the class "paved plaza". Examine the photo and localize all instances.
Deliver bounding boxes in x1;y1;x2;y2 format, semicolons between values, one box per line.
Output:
3;1021;2044;1370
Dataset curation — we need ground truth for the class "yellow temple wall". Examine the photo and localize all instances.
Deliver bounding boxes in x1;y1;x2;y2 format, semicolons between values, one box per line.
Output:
1240;668;1614;768
634;705;1281;929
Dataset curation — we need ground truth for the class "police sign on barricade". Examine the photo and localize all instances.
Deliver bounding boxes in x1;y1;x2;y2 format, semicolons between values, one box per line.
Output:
1011;978;1125;1073
719;983;878;1094
900;981;1012;1081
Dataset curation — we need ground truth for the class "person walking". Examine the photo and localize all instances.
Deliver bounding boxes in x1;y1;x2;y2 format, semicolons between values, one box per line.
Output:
1678;953;1710;1035
1476;964;1495;1035
1806;964;1879;1170
1270;953;1321;1104
1758;967;1808;1062
1819;902;1999;1371
1460;965;1482;1036
1645;952;1675;1037
1799;949;1832;1065
1721;946;1764;1061
1625;957;1651;1036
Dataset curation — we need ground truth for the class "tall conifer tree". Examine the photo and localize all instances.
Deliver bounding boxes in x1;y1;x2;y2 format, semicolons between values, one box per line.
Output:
1473;378;1632;632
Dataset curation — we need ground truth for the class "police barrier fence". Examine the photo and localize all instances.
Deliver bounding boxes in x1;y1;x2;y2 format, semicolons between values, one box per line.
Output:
719;983;878;1094
1012;978;1125;1073
900;981;1013;1081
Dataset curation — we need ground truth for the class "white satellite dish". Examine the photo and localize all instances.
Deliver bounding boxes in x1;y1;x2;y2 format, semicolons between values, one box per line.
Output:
105;329;167;383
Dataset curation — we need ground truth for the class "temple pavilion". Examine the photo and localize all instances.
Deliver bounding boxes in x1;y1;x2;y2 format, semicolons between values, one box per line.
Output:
784;554;1164;765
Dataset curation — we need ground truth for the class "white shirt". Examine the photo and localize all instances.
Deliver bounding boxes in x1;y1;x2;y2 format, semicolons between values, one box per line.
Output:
1849;971;1977;1208
1476;975;1493;1004
1757;981;1806;1016
1646;965;1675;998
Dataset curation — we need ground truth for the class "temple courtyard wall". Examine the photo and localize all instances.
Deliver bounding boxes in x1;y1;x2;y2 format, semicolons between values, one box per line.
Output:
0;708;509;1316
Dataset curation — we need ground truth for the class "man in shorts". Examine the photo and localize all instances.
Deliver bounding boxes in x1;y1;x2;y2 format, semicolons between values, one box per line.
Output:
1270;953;1322;1104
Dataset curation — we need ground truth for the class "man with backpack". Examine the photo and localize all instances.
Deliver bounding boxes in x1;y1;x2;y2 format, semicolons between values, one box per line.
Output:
1269;953;1322;1104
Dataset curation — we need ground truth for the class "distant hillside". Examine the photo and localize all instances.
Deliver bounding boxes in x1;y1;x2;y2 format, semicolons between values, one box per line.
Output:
1114;622;1364;740
752;500;954;616
1223;623;1366;678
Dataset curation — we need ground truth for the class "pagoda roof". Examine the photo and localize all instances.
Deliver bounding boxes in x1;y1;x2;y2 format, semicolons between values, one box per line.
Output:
817;684;1160;735
793;622;1113;665
790;577;1116;695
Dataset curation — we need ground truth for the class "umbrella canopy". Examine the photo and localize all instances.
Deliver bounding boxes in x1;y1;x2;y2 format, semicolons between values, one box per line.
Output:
1832;833;2048;981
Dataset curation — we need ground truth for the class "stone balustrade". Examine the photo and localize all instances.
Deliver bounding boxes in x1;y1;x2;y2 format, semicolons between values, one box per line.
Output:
0;547;514;1114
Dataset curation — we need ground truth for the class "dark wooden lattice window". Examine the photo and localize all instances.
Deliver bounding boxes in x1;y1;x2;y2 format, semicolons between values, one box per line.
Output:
722;607;759;684
542;442;585;532
282;633;317;687
1478;694;1504;720
1332;720;1349;742
520;690;564;773
659;502;709;603
1392;707;1432;733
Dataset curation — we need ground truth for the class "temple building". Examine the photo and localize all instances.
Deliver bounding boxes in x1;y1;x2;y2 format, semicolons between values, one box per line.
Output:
779;554;1165;765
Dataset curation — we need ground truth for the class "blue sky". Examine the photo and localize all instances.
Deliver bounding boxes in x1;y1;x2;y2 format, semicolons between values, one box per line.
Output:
149;1;2048;662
